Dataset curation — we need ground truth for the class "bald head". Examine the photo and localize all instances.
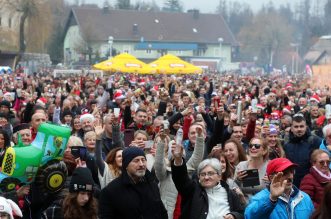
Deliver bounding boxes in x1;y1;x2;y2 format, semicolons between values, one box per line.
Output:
31;112;46;131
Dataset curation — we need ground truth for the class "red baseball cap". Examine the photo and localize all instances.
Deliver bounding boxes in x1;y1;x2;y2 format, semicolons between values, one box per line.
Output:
266;158;298;176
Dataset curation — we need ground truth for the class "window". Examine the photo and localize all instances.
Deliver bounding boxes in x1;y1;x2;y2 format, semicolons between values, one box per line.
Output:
8;18;11;28
146;49;152;54
176;50;183;55
0;17;2;26
214;48;220;57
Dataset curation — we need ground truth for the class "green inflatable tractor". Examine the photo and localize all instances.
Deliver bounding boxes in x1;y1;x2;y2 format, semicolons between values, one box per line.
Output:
0;123;71;192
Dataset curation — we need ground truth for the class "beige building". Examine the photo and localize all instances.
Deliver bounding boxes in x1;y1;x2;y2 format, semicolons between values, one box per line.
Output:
63;6;239;71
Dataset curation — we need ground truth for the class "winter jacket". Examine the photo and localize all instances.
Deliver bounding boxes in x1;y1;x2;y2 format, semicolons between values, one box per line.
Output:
41;199;63;219
98;169;167;219
284;130;321;187
234;160;269;200
171;160;244;219
299;166;331;208
244;187;314;219
154;136;204;219
319;139;331;169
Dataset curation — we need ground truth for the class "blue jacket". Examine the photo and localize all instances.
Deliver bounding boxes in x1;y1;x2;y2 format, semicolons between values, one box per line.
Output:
319;139;331;169
244;187;314;219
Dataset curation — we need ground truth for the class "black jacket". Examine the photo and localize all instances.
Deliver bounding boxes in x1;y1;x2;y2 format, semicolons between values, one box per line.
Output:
284;129;321;187
98;170;167;219
171;160;244;219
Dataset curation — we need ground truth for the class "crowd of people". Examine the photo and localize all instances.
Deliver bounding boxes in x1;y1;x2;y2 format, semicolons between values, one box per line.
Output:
0;70;330;219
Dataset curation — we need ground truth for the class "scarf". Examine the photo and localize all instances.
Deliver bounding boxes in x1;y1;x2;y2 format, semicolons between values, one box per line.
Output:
313;166;331;180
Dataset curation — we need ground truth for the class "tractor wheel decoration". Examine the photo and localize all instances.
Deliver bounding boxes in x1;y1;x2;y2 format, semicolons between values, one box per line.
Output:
35;160;68;193
0;177;20;192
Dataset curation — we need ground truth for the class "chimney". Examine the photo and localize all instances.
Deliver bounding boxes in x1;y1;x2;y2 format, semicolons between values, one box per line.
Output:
188;9;199;19
133;23;139;35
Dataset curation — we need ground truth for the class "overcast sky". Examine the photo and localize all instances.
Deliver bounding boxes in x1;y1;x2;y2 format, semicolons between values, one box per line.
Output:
70;0;300;13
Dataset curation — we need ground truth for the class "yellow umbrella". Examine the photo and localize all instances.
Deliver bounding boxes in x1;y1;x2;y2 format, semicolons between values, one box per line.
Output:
93;53;154;74
149;54;202;74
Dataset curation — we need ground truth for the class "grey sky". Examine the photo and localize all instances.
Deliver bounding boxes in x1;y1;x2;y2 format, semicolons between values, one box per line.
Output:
70;0;301;13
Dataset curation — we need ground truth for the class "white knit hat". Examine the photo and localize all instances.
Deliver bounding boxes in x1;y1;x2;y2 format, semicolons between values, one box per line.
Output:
79;113;95;123
0;197;23;219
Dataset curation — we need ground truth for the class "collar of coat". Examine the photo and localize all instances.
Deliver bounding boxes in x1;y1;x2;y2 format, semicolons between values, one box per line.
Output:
121;169;154;186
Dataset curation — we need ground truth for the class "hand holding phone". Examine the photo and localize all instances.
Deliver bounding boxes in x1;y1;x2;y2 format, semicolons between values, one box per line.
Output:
71;146;87;161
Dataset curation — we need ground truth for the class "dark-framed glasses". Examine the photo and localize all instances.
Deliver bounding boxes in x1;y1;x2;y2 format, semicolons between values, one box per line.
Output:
249;144;261;149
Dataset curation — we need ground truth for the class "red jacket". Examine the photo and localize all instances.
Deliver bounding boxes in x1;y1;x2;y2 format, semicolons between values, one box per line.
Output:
300;167;331;208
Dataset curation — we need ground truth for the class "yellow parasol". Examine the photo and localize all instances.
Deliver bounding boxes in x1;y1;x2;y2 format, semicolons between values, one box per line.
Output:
93;53;154;74
149;54;203;74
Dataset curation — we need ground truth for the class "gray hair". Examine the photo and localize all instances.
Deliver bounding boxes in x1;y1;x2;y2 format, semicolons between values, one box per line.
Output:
282;115;292;123
323;124;331;138
197;158;221;176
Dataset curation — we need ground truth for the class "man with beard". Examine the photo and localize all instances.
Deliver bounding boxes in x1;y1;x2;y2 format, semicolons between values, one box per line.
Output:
99;147;167;219
284;114;321;187
245;158;314;219
77;113;95;140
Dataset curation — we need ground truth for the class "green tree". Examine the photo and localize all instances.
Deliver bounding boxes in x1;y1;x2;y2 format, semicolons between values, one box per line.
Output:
116;0;131;9
162;0;183;12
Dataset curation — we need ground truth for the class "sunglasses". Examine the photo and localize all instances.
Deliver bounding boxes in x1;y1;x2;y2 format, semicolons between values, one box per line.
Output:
318;160;331;166
249;144;261;149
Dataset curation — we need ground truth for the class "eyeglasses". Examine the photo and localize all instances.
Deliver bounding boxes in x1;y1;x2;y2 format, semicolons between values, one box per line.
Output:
199;171;218;178
318;160;330;166
249;144;261;149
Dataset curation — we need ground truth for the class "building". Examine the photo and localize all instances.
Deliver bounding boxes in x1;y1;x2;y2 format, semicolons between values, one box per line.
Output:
63;6;239;71
304;35;331;65
0;3;21;66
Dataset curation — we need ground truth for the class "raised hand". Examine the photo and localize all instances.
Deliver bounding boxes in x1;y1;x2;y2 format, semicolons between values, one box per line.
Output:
196;126;203;137
269;172;287;200
94;124;104;140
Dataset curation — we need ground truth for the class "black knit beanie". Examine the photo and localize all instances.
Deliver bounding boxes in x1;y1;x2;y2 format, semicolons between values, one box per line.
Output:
62;109;73;119
122;147;146;170
69;167;94;193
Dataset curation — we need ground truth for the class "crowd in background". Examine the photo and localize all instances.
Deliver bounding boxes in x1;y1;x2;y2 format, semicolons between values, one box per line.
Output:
0;70;330;219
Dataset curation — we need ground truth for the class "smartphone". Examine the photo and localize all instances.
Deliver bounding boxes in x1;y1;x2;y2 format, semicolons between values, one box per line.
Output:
251;99;258;113
213;97;221;113
144;140;154;149
71;146;87;161
124;129;135;147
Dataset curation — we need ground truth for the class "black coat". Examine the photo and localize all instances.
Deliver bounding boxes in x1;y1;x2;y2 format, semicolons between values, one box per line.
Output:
171;160;244;219
98;170;167;219
284;130;321;187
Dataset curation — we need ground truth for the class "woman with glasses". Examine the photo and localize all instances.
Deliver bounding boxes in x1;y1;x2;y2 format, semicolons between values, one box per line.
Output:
171;145;244;219
300;149;331;208
234;137;269;200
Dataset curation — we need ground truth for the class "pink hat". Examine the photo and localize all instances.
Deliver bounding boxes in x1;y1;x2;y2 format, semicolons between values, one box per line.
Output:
310;94;320;103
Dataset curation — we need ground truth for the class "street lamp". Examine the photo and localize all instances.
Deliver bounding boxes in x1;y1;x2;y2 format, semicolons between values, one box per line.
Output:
290;43;299;74
218;37;224;73
108;36;114;59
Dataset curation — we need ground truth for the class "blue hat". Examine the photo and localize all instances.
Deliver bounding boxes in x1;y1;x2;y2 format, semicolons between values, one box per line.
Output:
122;147;145;169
